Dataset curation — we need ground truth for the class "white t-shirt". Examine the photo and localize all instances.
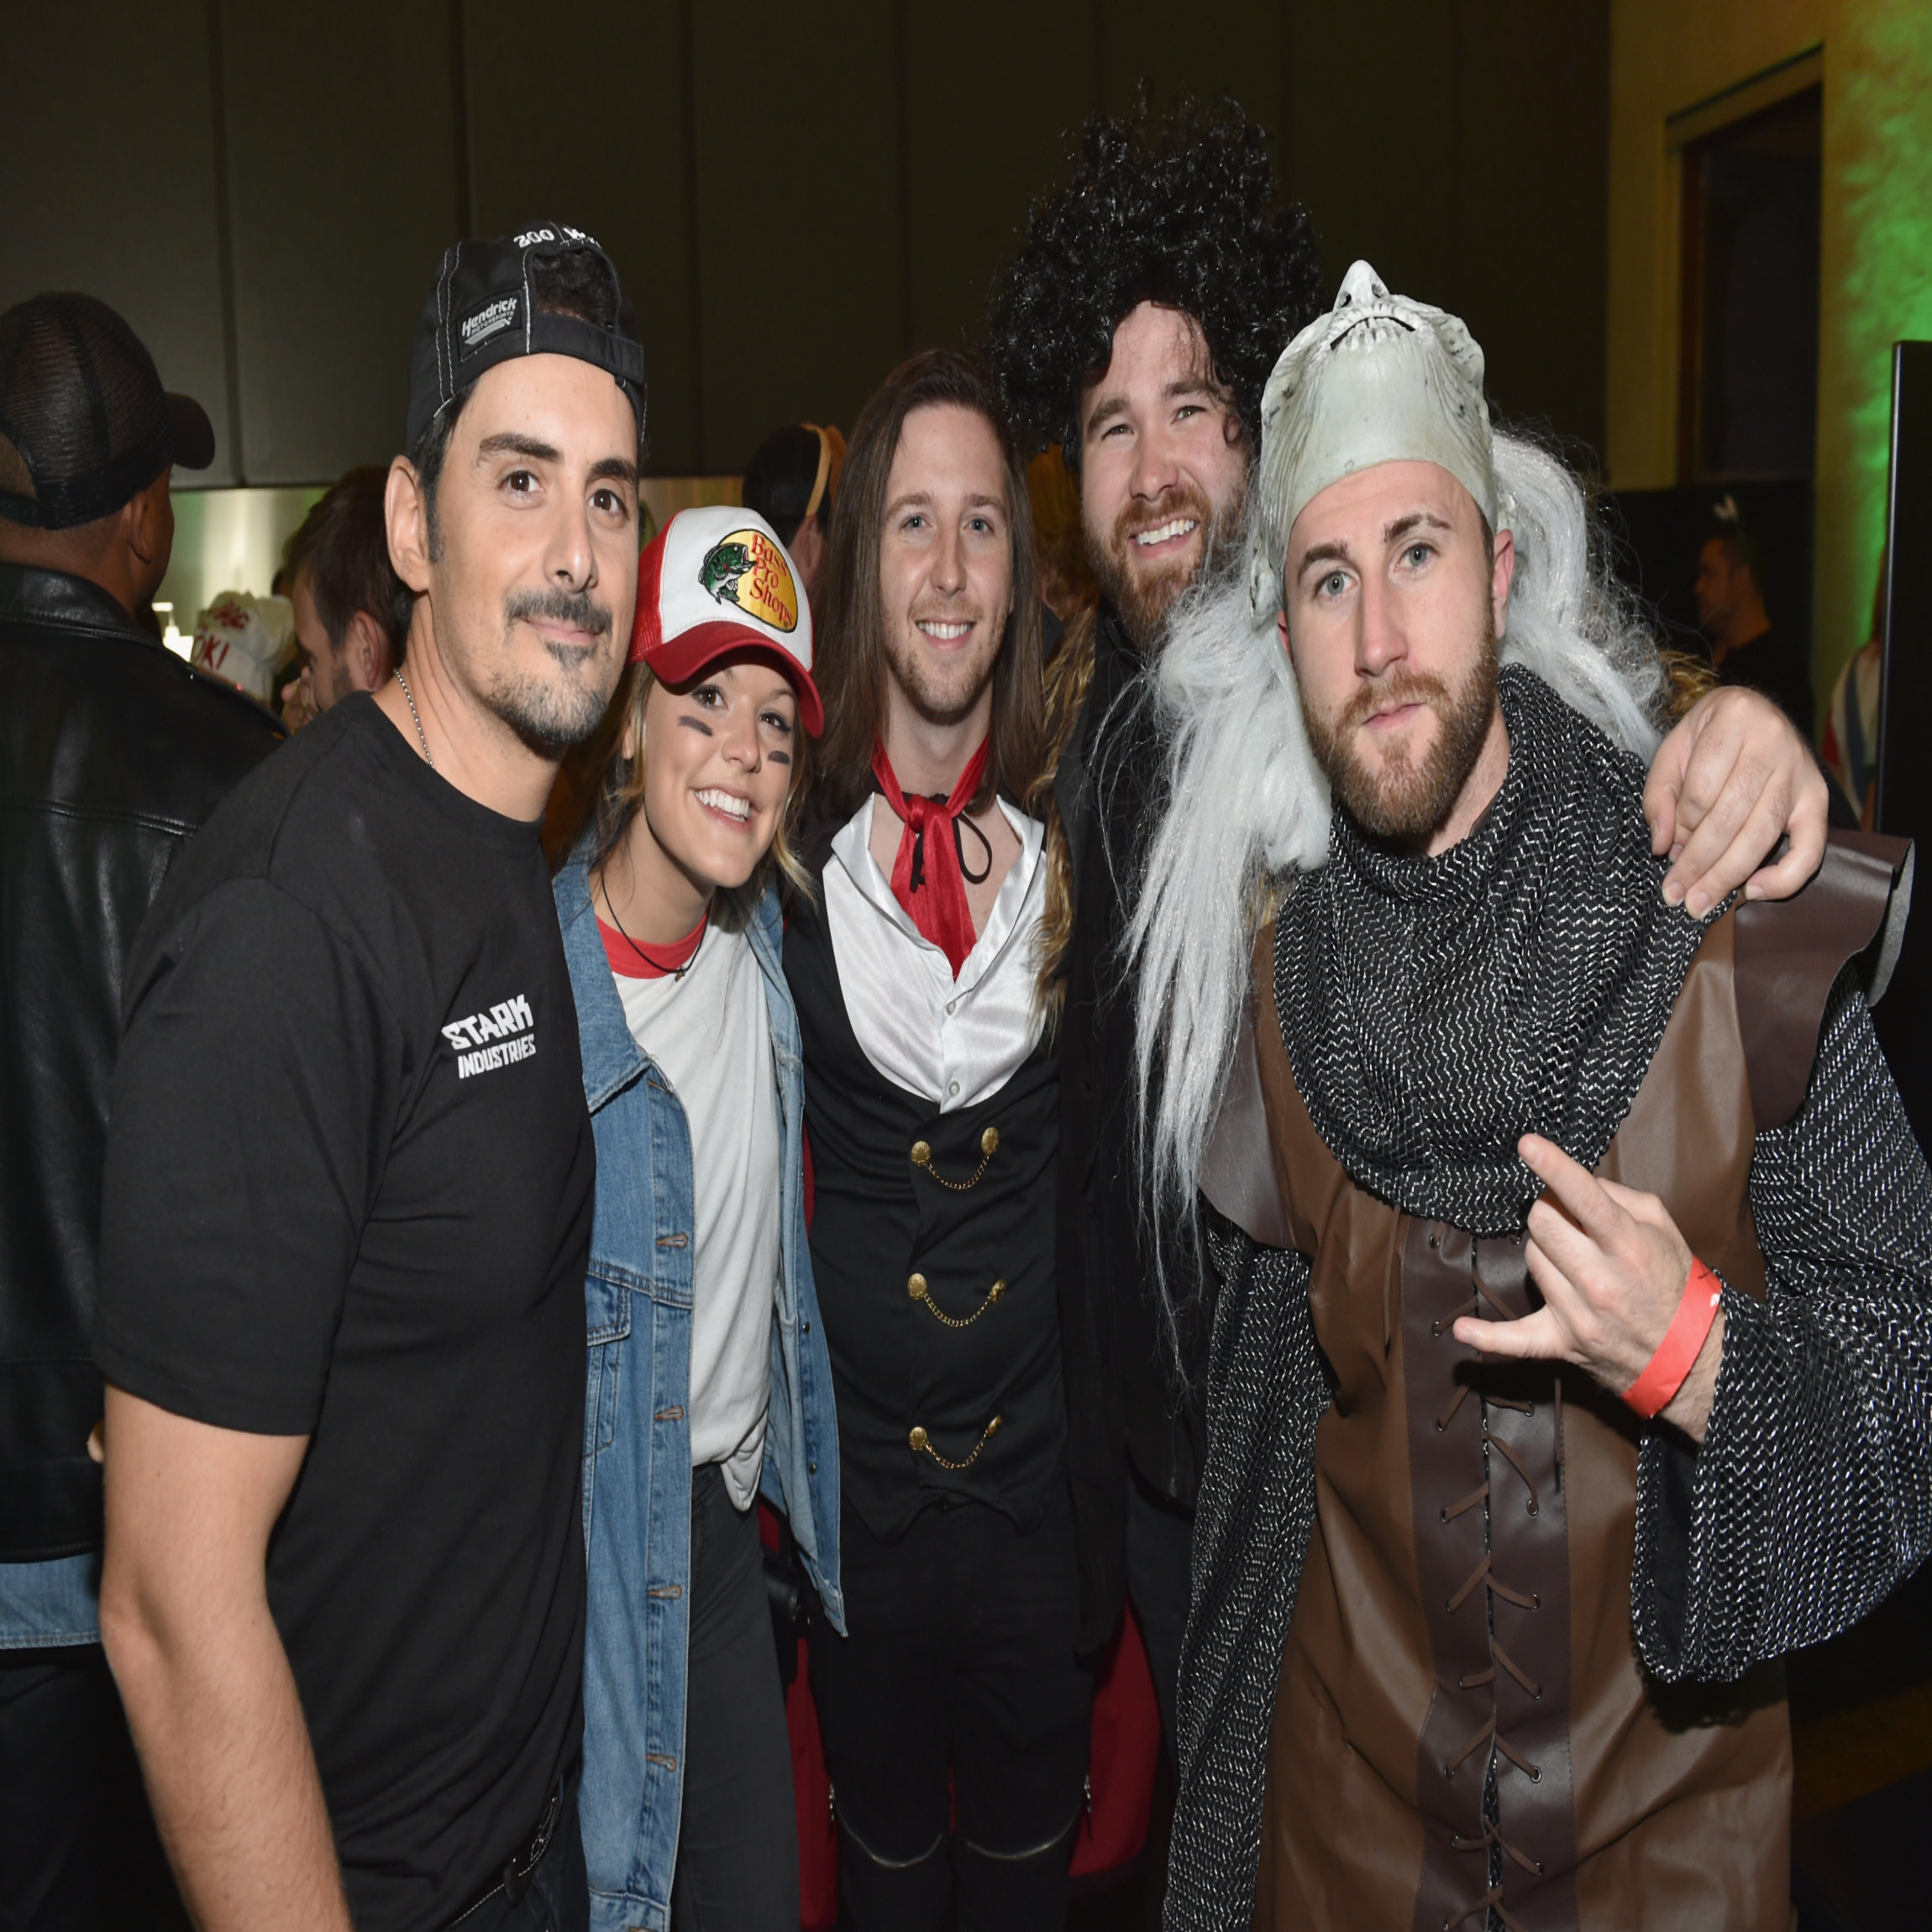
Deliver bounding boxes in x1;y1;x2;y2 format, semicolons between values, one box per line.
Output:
608;918;779;1509
822;794;1047;1110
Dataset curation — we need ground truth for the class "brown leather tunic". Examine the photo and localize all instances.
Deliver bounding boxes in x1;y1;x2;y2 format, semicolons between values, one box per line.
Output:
1250;909;1793;1932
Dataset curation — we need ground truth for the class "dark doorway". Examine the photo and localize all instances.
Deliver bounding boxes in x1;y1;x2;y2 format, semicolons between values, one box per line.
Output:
1677;85;1822;483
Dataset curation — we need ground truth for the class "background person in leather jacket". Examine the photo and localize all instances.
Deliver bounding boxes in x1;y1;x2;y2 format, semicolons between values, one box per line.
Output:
0;291;283;1928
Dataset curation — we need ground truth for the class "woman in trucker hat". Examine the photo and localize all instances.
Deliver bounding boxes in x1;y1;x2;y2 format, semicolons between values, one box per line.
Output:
551;505;839;1931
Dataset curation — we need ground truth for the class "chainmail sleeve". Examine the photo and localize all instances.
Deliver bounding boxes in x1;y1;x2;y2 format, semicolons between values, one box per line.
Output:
1632;969;1932;1682
1164;1215;1327;1932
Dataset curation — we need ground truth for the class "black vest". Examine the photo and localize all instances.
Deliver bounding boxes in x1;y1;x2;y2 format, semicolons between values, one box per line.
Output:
785;876;1065;1541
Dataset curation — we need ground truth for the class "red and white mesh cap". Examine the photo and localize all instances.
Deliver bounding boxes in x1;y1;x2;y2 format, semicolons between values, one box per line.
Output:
628;504;823;735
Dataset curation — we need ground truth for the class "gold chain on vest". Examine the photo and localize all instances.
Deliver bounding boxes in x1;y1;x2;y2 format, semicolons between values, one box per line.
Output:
910;1126;999;1191
906;1272;1006;1327
907;1415;1002;1469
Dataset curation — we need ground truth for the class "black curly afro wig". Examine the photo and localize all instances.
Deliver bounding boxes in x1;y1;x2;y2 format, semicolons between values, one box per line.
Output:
987;96;1326;466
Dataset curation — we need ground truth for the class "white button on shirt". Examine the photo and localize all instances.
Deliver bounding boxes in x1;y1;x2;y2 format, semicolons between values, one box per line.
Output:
824;795;1047;1111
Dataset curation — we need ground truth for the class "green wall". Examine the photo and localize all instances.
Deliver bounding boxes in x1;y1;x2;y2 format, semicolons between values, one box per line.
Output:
1822;3;1932;696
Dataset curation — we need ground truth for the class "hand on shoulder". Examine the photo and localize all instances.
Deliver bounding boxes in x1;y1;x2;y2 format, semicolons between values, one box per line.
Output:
1643;685;1826;916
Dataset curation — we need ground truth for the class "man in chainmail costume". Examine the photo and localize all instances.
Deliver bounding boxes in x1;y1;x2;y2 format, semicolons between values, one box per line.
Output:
1128;261;1932;1929
985;95;1830;1760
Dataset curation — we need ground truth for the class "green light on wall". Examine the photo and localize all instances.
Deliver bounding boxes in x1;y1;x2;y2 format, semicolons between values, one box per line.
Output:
1824;4;1932;693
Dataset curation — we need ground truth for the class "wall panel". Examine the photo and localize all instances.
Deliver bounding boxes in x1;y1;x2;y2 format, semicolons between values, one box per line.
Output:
688;0;906;471
1606;0;1932;716
1284;1;1462;315
904;1;1099;354
0;0;239;481
1285;0;1609;454
216;0;462;481
464;0;699;471
1449;0;1609;451
1100;0;1282;138
3;3;1616;501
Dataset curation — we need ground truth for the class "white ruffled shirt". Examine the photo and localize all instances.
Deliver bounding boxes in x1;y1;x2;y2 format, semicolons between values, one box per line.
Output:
824;795;1047;1110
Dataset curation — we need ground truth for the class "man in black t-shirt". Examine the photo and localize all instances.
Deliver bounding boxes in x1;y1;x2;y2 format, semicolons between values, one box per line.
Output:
95;223;646;1932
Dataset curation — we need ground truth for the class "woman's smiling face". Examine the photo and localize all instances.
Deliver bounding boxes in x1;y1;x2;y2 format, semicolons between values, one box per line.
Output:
631;655;799;895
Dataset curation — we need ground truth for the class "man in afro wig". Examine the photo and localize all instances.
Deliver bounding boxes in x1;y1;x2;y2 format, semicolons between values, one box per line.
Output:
990;95;1324;489
981;97;1326;1760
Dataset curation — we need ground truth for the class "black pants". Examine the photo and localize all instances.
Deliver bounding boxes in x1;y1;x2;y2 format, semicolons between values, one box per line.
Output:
1125;1469;1194;1764
454;1767;588;1932
810;1491;1093;1932
669;1462;799;1932
0;1642;179;1932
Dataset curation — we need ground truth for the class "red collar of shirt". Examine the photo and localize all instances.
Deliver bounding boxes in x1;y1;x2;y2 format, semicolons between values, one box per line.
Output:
598;911;707;979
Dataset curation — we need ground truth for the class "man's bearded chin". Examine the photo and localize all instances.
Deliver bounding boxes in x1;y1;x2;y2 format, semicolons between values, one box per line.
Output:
485;585;617;752
1090;475;1247;653
883;625;1001;729
1301;609;1500;846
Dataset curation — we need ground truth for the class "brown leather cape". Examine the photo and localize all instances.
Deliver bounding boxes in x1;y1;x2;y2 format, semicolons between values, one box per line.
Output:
1201;833;1908;1932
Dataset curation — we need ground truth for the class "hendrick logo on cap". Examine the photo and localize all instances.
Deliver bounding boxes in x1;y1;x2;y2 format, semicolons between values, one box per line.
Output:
698;529;799;633
459;294;521;358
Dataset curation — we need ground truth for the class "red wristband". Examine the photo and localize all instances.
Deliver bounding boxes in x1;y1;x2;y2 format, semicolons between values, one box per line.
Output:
1621;1257;1724;1419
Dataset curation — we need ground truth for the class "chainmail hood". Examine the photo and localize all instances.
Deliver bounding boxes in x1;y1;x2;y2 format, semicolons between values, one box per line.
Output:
1276;665;1712;1233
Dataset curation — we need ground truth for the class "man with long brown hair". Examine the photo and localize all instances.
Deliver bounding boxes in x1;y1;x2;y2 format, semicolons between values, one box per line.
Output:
784;348;1083;1930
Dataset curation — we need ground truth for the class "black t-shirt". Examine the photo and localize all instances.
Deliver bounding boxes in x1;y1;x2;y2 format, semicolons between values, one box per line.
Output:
1714;624;1815;738
96;695;594;1932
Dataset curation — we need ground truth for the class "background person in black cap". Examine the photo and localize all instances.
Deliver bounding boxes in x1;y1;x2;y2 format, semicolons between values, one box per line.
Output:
93;222;643;1932
0;290;281;1932
743;420;843;609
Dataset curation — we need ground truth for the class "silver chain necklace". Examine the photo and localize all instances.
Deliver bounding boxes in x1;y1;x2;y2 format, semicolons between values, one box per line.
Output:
393;668;433;769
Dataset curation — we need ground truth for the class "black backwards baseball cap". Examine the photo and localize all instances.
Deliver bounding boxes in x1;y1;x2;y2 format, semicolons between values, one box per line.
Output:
0;294;216;530
405;221;647;456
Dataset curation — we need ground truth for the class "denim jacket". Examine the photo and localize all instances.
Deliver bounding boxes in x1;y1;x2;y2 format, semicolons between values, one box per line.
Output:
555;855;843;1932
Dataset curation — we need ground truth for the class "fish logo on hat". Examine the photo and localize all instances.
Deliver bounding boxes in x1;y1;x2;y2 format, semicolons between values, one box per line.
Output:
698;528;799;634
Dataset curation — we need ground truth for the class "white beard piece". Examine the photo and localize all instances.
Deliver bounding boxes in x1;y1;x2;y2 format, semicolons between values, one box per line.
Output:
1124;512;1328;1277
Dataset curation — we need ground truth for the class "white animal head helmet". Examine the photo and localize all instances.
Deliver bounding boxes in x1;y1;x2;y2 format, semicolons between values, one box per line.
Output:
1248;260;1498;616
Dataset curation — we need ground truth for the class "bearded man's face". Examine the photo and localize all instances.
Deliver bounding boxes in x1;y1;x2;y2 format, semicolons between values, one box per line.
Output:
1278;460;1513;852
1077;302;1250;652
394;354;638;753
875;402;1014;727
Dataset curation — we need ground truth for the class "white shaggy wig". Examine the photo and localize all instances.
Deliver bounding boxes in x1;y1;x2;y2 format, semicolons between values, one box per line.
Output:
1126;431;1667;1292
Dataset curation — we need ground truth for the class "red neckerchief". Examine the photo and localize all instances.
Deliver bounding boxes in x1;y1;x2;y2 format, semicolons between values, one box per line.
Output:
870;737;990;978
598;910;707;979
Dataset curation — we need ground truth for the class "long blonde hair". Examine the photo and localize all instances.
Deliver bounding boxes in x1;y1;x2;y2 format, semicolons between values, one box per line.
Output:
575;660;815;925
